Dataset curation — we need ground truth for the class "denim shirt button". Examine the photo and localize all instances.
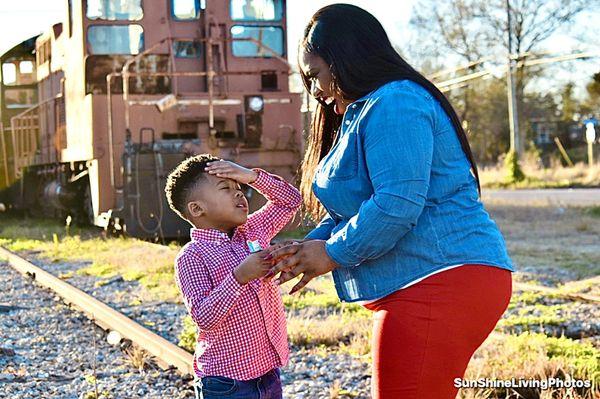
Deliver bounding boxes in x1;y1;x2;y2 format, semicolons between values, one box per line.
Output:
345;120;351;126
351;104;357;109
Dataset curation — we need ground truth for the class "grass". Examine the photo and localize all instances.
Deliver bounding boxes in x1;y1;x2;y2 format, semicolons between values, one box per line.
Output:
584;206;600;218
178;275;374;359
0;214;181;301
499;303;568;329
459;332;599;398
286;310;372;356
558;276;600;297
2;204;599;398
509;246;600;279
487;204;600;283
480;160;600;189
178;310;373;359
177;276;600;397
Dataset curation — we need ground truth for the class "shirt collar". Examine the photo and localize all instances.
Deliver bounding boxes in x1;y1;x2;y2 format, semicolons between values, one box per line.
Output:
190;227;234;244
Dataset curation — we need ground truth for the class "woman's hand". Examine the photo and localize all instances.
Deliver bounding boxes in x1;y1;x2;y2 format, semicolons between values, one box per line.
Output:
204;160;258;184
267;240;338;294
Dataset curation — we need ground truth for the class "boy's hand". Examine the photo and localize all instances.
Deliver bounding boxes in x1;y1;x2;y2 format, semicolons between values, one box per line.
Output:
260;240;303;280
233;251;273;285
204;160;258;185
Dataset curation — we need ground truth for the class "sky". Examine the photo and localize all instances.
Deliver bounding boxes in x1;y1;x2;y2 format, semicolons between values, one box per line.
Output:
0;0;597;98
0;0;413;61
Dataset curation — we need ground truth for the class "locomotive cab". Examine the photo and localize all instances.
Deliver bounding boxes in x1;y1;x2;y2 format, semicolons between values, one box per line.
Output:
0;37;39;206
0;0;303;240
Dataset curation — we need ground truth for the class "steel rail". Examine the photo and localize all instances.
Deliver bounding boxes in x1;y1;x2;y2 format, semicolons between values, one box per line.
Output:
0;246;194;376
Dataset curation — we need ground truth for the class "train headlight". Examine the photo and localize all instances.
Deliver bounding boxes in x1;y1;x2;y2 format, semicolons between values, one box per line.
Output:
246;96;264;113
243;95;264;147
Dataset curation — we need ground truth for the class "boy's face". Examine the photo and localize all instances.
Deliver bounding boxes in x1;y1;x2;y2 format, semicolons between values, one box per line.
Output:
186;174;249;230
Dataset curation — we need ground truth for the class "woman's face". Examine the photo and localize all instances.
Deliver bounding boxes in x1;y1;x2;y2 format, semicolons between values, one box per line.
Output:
300;50;349;115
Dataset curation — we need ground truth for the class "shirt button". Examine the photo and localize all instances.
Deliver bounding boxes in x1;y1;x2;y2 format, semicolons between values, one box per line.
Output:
345;120;351;126
352;104;357;109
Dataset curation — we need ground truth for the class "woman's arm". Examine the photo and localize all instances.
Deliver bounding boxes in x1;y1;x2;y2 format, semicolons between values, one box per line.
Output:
268;86;436;292
304;213;336;240
325;87;435;268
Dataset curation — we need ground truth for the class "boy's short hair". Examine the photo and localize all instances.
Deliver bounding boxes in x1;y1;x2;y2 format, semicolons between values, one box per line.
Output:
165;154;220;219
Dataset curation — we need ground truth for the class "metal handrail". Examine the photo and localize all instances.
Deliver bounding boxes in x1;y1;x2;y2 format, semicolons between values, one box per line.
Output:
106;34;293;189
0;122;9;187
9;94;62;179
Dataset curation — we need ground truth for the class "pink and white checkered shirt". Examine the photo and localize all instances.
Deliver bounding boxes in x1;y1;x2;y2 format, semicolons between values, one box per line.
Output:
174;168;302;380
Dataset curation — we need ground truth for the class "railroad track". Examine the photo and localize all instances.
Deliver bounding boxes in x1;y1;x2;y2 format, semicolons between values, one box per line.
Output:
2;242;598;399
1;242;598;383
0;246;194;377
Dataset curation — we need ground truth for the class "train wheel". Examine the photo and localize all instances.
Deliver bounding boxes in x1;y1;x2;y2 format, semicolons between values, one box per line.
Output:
102;217;123;239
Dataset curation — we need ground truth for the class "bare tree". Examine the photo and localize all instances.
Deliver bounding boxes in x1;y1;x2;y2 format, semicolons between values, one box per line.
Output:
410;0;598;155
585;72;600;112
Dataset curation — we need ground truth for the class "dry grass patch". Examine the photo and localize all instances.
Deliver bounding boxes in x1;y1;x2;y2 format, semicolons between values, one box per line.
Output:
480;161;600;189
459;332;599;399
286;309;372;357
0;214;182;302
485;205;600;282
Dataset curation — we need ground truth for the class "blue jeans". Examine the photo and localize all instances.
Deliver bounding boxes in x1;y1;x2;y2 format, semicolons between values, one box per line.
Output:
194;368;282;399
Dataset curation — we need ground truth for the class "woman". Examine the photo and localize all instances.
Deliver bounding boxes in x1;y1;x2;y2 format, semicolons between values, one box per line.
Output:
268;4;515;399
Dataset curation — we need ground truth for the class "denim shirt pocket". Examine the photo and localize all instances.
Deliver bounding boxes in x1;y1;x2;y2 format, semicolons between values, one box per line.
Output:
322;130;359;181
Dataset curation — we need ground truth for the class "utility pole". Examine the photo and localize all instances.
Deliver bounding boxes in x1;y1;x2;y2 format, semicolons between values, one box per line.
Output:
585;121;596;168
506;0;520;155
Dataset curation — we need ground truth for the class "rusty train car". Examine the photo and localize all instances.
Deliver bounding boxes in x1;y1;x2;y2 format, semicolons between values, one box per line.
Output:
0;0;303;239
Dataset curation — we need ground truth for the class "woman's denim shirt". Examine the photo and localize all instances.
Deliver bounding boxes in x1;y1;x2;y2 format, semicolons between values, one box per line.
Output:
305;80;515;302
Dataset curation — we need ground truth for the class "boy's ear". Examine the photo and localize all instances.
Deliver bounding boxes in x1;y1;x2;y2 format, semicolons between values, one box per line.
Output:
187;200;205;217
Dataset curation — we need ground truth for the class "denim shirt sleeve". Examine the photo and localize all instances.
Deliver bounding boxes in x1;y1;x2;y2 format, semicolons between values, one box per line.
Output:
325;86;434;268
304;213;336;240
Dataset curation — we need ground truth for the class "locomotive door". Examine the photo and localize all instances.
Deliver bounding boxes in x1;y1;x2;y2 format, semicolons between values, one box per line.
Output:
172;12;207;94
172;39;206;94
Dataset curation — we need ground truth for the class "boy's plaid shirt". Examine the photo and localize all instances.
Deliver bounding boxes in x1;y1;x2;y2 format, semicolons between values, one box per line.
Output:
174;168;302;380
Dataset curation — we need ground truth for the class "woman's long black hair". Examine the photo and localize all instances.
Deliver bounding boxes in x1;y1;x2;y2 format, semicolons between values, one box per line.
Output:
299;3;481;220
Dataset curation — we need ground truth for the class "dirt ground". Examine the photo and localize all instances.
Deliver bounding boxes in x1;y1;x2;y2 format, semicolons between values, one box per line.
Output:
486;203;600;290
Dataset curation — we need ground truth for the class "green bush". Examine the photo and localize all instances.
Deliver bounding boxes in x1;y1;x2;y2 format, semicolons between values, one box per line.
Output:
178;316;197;353
584;206;600;218
504;150;526;183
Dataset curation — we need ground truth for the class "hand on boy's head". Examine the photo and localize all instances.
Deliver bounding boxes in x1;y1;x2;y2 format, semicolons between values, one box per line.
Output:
233;250;274;285
204;160;259;185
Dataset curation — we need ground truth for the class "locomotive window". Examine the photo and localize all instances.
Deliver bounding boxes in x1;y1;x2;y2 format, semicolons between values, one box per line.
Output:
172;0;203;20
20;61;34;74
231;26;283;57
2;63;17;85
173;40;202;58
88;25;144;55
4;88;36;109
230;0;283;21
2;61;36;86
87;0;143;21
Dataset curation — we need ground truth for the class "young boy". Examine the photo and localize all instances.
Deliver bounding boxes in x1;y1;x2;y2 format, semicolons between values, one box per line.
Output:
164;154;301;399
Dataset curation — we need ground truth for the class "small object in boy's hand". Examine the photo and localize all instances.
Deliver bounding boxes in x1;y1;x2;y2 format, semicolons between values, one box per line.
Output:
247;240;262;253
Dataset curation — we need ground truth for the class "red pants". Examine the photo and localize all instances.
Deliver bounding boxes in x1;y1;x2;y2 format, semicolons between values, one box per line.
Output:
364;264;512;399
